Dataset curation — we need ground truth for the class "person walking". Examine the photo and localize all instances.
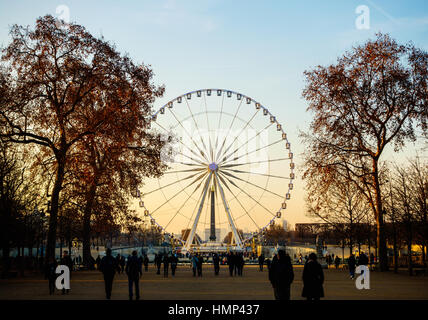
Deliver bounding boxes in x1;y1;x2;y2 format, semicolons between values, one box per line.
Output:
191;254;198;277
334;255;340;269
213;253;220;276
143;254;149;272
227;252;234;277
197;254;203;277
237;253;244;276
302;253;324;301
44;257;58;295
126;250;142;300
348;254;356;279
163;253;170;278
120;255;125;274
258;254;265;271
269;250;294;300
116;254;122;274
99;248;117;299
170;253;178;276
60;251;73;295
155;253;162;275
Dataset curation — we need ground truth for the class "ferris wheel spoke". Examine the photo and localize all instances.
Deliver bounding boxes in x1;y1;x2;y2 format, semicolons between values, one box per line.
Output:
184;172;213;249
163;173;207;230
219;122;274;165
202;92;215;162
145;170;206;197
151;171;209;216
219;169;284;198
163;167;206;175
185;97;210;157
218;171;276;218
221;157;291;168
220;138;283;166
214;172;243;246
152;120;207;164
220;167;290;180
215;98;244;162
214;92;225;152
217;109;260;163
168;107;210;163
214;174;260;230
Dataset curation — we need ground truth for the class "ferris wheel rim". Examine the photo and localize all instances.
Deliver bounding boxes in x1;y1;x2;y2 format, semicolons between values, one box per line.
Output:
137;88;295;246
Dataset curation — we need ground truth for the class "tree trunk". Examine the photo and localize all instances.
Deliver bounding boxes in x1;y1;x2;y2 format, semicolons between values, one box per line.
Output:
393;224;398;273
46;154;66;262
373;159;388;271
82;184;97;267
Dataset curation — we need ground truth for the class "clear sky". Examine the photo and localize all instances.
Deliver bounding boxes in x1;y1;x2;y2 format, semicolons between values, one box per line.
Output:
1;0;427;231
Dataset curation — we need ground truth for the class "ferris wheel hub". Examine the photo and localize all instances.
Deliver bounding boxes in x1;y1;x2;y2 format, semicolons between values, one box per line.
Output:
208;162;218;171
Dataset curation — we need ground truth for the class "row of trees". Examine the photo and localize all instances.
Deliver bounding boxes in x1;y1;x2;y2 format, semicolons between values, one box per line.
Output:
302;33;427;272
0;15;169;271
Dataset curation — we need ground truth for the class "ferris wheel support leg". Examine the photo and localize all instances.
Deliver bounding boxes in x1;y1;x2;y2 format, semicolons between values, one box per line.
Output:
215;173;243;249
183;172;213;252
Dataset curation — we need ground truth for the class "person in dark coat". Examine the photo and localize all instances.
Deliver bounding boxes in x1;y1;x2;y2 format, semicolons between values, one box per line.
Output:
155;253;162;275
120;255;125;274
334;256;340;269
126;250;142;300
358;253;369;266
237;253;244;276
213;253;220;276
44;257;58;295
143;254;149;272
348;254;356;279
258;254;265;271
269;250;294;300
116;254;122;274
197;254;203;277
163;254;169;278
302;253;324;301
99;248;117;299
227;252;234;277
60;251;73;295
170;254;178;276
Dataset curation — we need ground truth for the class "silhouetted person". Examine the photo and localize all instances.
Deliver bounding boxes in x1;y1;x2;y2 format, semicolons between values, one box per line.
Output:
44;257;58;295
60;251;73;295
358;253;369;266
99;248;117;299
237;253;244;276
171;254;178;276
116;254;122;274
213;253;220;276
126;250;142;300
269;250;294;300
95;255;101;270
302;253;324;301
191;254;198;277
258;254;265;271
334;256;340;269
163;254;169;277
266;257;271;270
227;252;235;277
197;255;203;277
143;255;149;272
348;254;356;279
120;255;125;274
155;253;162;275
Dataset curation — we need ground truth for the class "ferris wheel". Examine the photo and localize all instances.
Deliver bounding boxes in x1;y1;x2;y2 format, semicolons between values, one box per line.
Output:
135;89;294;252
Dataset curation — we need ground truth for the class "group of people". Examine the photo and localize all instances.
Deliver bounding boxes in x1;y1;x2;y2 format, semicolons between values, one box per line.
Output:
269;251;325;301
43;249;337;301
154;253;178;277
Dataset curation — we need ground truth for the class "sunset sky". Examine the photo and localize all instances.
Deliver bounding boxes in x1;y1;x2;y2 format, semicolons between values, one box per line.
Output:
1;0;427;232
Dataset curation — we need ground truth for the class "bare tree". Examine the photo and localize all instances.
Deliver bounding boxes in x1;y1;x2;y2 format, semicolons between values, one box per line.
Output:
302;34;427;271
